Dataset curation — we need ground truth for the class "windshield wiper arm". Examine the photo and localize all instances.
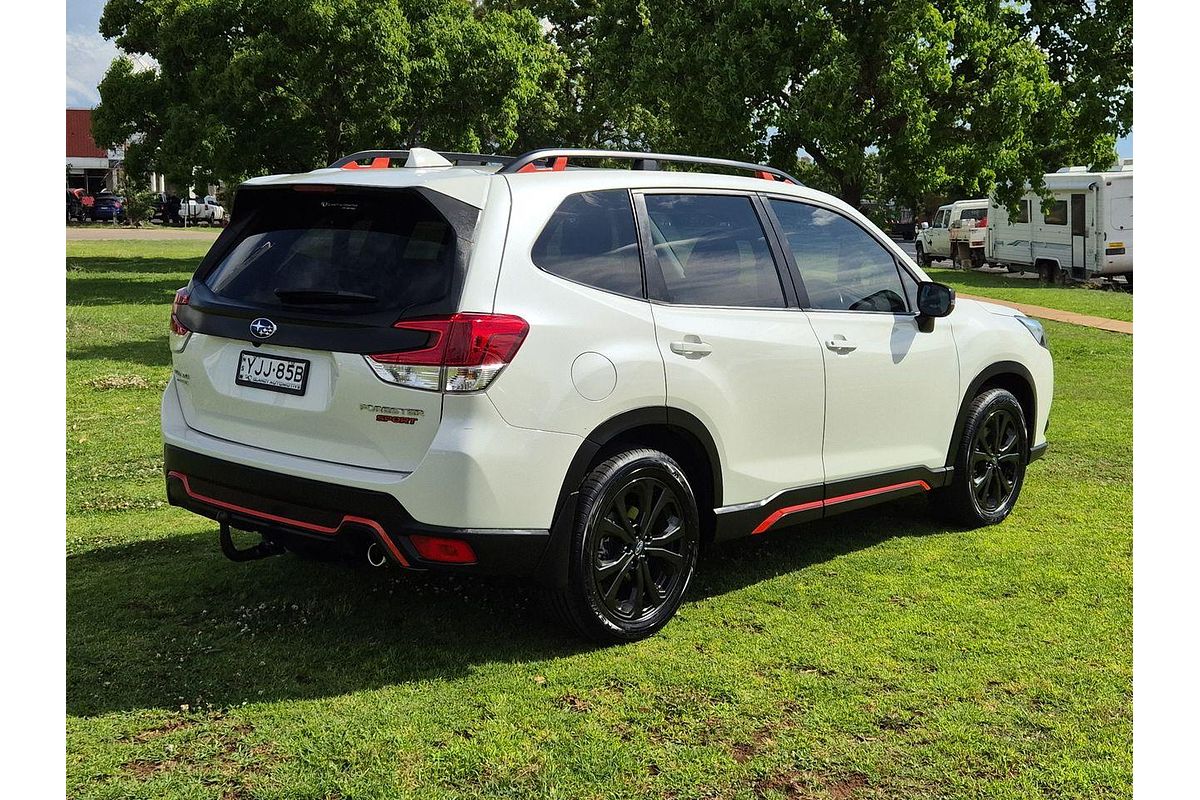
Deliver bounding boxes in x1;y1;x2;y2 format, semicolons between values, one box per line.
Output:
274;288;377;304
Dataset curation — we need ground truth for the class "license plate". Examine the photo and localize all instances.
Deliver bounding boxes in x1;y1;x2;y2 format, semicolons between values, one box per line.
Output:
236;351;309;396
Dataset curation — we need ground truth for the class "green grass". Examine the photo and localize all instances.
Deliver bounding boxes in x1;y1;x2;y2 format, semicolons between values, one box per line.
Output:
922;265;1133;322
67;240;1131;799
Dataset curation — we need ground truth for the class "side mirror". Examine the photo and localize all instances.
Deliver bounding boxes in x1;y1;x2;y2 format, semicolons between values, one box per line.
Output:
920;222;929;230
916;282;955;332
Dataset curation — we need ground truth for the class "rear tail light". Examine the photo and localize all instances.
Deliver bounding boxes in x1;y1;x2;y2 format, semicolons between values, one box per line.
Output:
169;287;191;352
408;534;477;564
365;313;529;392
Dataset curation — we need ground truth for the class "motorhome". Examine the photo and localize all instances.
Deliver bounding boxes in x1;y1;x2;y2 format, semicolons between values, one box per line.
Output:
986;161;1133;285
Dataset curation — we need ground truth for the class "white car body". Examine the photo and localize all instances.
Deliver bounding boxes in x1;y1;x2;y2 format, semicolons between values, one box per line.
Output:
986;162;1133;279
162;148;1053;638
181;195;225;224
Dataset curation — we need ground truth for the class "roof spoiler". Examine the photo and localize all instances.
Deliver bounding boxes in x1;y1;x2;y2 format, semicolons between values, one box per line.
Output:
329;149;515;170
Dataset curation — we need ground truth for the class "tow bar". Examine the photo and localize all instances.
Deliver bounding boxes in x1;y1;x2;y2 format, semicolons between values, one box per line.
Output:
217;511;286;562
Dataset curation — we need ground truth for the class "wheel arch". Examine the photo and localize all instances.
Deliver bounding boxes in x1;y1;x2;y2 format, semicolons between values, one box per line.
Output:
945;361;1038;466
532;407;723;588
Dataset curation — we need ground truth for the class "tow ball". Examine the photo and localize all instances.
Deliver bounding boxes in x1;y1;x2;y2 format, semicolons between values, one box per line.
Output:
217;511;286;562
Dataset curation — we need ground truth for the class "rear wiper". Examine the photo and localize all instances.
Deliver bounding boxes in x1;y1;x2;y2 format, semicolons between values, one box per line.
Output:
274;288;377;304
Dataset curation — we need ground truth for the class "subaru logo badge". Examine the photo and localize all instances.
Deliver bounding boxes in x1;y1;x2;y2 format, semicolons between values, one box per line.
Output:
250;318;277;339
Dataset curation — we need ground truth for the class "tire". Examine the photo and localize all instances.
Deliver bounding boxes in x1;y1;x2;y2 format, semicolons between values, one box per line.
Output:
915;244;931;268
551;449;701;643
931;388;1029;528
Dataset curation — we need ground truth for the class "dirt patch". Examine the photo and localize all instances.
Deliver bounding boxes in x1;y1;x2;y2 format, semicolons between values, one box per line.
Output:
752;769;871;799
88;374;155;391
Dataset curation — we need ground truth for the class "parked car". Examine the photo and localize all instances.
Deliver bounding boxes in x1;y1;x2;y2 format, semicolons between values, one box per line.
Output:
90;193;125;222
915;199;989;269
985;161;1133;286
66;189;86;223
181;195;226;225
162;147;1053;642
152;192;184;226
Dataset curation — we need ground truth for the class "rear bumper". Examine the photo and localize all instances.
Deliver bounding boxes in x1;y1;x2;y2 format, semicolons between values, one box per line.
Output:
165;445;551;575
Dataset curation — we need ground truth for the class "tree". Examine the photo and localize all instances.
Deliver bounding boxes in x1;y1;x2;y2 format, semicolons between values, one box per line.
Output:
93;0;565;187
532;1;1126;211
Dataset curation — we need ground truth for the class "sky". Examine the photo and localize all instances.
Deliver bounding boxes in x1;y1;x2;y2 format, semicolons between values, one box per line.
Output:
66;0;1132;158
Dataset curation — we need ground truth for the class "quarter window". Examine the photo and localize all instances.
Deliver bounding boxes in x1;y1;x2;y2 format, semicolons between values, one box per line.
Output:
769;199;909;313
531;190;643;298
643;194;786;308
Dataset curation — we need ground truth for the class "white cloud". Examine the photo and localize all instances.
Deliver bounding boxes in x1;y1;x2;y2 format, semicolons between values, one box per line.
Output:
65;30;120;108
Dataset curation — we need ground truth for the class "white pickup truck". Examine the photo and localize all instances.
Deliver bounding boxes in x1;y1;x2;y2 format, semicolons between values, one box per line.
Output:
915;199;989;269
180;195;226;226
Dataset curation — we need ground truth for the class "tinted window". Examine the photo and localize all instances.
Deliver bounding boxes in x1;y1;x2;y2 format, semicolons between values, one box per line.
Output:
1043;200;1068;225
643;194;785;308
770;199;908;313
959;208;987;222
531;190;642;297
203;189;454;315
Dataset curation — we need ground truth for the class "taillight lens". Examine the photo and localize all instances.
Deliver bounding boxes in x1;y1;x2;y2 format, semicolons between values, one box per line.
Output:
409;534;477;564
365;313;529;392
169;287;191;352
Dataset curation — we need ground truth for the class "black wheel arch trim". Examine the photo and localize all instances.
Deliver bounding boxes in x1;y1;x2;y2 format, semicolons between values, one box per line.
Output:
946;361;1038;467
532;407;723;589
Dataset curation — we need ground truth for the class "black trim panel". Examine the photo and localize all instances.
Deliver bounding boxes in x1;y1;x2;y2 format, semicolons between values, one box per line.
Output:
945;361;1038;466
164;446;549;575
1029;442;1049;462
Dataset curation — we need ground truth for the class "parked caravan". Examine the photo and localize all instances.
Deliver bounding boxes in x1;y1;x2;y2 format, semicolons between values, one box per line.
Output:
986;161;1132;285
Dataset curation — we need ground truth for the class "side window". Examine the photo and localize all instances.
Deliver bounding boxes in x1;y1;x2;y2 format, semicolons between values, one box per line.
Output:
934;210;947;228
769;199;909;313
643;194;786;308
1043;199;1068;225
1014;200;1031;224
531;190;643;298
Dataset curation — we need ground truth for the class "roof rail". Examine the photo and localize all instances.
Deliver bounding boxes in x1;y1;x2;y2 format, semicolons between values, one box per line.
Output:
497;148;802;185
328;150;515;170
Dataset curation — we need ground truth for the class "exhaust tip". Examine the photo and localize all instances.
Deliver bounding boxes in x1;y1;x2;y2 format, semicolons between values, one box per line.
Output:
366;541;388;568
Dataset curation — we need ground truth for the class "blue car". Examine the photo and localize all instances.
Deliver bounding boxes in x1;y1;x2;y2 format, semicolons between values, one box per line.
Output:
90;195;125;222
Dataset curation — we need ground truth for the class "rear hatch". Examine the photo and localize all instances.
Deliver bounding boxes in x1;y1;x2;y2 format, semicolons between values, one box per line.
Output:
171;184;479;472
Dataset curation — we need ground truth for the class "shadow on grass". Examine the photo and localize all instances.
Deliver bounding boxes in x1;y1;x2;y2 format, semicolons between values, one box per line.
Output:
67;498;941;717
68;337;172;368
66;255;204;276
67;275;191;307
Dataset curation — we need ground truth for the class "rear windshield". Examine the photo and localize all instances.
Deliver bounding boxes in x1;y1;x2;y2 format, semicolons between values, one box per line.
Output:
958;208;987;221
202;189;455;314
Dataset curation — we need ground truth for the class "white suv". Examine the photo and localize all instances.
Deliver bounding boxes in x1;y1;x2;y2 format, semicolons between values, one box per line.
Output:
162;148;1052;642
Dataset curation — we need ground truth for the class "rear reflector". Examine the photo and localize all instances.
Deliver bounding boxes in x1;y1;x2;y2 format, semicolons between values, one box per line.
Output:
366;313;529;392
169;287;191;352
408;535;476;564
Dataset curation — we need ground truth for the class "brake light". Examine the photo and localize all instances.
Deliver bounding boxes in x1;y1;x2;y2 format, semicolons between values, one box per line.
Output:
169;287;191;352
409;534;477;564
365;313;529;392
979;216;987;228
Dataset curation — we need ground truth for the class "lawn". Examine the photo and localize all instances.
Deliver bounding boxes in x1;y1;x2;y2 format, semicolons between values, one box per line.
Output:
923;264;1133;322
66;239;1132;799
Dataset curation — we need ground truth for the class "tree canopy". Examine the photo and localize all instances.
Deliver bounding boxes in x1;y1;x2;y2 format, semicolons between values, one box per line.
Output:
94;0;565;188
94;0;1130;209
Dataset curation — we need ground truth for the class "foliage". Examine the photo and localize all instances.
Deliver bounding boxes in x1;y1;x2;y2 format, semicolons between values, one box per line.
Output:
118;186;158;226
94;0;565;187
529;1;1128;211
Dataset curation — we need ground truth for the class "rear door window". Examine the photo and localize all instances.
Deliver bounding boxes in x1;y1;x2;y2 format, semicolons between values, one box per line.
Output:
1043;200;1068;225
531;190;643;298
642;193;786;308
202;189;455;315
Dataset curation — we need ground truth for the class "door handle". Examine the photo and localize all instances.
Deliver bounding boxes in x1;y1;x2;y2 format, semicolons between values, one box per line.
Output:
825;338;858;353
670;336;713;357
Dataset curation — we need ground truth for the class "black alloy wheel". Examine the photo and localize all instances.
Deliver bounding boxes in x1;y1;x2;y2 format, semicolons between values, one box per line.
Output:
932;388;1029;527
553;449;700;642
969;406;1023;513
